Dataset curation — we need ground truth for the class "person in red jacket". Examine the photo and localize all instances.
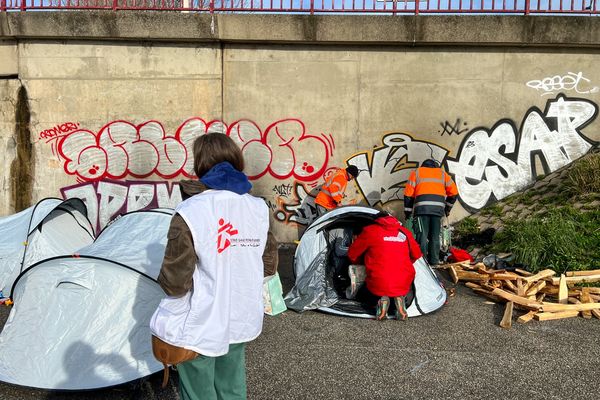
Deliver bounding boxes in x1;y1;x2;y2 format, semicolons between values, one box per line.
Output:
347;212;422;321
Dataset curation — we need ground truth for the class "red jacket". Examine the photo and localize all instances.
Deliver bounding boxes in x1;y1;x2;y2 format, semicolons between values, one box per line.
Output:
347;216;422;297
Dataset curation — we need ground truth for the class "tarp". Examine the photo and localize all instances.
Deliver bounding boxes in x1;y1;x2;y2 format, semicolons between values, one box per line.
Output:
0;209;172;390
285;206;447;318
0;198;94;296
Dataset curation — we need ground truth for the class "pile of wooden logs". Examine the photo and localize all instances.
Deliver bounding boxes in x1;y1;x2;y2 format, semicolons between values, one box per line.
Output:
439;261;600;328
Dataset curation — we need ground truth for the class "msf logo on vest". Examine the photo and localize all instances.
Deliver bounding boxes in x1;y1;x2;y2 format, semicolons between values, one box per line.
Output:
217;218;239;254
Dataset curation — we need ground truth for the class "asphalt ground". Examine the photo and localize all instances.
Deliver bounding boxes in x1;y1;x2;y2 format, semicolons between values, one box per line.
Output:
1;244;599;400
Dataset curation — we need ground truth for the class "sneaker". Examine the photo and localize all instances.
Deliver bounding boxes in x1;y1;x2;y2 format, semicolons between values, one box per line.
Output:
394;296;408;321
376;296;390;320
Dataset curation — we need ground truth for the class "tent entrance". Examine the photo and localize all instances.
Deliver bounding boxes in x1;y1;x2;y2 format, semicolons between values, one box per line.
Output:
321;217;416;317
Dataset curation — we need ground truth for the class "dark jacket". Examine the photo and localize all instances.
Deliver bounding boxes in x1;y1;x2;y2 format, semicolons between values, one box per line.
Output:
158;177;279;297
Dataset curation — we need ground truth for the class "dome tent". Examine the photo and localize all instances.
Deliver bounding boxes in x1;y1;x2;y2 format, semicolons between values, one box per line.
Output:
0;209;172;390
0;198;94;296
285;206;447;318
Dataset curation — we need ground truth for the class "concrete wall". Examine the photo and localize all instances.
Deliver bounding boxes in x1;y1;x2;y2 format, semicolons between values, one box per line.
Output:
1;13;599;242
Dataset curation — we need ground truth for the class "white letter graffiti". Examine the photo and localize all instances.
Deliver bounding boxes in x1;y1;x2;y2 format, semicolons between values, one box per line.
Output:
447;95;597;210
526;72;599;96
347;134;448;206
61;180;183;232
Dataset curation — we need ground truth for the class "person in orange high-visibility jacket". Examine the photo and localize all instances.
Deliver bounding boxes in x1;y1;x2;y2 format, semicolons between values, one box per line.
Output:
403;159;458;265
314;165;360;218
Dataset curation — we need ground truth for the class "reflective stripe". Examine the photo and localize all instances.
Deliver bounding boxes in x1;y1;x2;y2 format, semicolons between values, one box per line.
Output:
416;177;444;184
414;200;445;207
404;207;413;212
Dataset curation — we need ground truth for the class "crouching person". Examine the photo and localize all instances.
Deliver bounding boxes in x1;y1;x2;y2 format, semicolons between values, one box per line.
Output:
347;212;422;321
151;133;270;400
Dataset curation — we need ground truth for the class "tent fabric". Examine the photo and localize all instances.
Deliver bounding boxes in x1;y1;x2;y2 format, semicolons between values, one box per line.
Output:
0;209;173;390
285;206;447;318
0;198;94;296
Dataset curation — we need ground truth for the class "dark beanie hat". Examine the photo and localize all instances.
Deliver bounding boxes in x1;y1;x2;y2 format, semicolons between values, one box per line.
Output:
346;165;359;178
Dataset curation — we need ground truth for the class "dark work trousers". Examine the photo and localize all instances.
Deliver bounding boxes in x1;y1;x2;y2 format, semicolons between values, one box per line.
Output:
416;215;442;265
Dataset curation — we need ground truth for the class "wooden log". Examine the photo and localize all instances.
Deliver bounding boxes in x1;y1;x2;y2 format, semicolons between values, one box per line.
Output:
456;270;490;283
580;289;593;320
449;266;459;284
503;280;518;293
558;274;568;304
525;280;547;297
516;279;529;297
465;282;482;290
499;301;514;329
550;275;600;285
589;293;600;302
522;269;556;283
540;302;600;312
437;260;472;270
534;310;580;321
565;269;600;277
490;272;521;280
472;288;503;303
515;268;533;277
536;293;546;302
517;310;537;324
490;288;542;310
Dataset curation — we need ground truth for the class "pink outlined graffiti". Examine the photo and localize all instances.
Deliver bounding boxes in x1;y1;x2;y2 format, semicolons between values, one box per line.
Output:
56;118;335;183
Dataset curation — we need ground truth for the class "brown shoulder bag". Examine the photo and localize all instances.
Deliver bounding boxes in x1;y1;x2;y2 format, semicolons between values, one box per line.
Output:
151;335;199;388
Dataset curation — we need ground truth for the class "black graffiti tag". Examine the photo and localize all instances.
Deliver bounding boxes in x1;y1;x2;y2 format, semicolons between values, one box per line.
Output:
439;119;468;136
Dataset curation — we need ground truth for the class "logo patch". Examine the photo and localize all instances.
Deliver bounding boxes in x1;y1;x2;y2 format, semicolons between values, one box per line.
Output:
217;218;238;253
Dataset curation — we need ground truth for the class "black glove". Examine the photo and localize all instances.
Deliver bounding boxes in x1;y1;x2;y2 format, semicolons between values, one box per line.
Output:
404;212;412;221
444;206;452;217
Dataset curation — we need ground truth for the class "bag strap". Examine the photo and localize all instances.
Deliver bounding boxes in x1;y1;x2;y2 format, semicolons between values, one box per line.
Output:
161;363;170;389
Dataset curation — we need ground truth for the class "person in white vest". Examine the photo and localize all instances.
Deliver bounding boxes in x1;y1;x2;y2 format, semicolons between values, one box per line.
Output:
150;132;271;400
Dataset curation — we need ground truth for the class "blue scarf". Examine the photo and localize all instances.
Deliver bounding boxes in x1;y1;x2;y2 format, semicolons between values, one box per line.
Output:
199;162;252;195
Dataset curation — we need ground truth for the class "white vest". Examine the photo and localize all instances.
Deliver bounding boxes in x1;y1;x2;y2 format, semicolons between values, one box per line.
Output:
150;190;269;357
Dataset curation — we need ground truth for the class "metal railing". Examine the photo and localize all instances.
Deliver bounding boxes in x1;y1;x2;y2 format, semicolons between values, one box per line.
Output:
1;0;598;14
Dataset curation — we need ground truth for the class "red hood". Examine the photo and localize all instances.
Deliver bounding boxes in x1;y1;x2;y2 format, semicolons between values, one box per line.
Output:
375;215;401;231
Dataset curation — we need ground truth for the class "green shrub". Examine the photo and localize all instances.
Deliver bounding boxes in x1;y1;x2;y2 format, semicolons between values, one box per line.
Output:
492;207;600;273
453;217;479;238
566;153;600;195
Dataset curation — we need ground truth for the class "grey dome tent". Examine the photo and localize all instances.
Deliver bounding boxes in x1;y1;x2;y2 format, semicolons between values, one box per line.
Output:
285;206;447;318
0;209;172;390
0;198;95;296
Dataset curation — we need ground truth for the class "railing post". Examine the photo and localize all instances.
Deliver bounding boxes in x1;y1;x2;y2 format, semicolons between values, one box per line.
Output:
112;0;118;11
20;0;25;11
310;0;314;15
524;0;530;15
415;0;419;15
210;0;214;14
1;0;7;13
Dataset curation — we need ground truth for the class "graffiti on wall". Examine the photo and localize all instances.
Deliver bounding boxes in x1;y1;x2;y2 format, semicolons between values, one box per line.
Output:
345;95;597;214
446;95;598;211
50;118;334;183
61;179;182;232
347;134;448;207
39;122;80;140
526;72;599;97
438;119;469;136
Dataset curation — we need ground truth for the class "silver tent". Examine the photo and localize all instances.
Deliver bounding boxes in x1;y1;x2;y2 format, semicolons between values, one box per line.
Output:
0;209;172;390
285;206;447;318
0;198;94;296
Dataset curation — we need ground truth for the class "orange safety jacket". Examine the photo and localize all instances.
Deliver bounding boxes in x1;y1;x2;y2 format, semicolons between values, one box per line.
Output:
315;168;350;210
404;165;458;217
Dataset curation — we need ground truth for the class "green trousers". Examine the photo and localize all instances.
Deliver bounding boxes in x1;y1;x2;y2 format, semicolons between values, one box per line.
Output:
415;215;442;265
177;343;247;400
